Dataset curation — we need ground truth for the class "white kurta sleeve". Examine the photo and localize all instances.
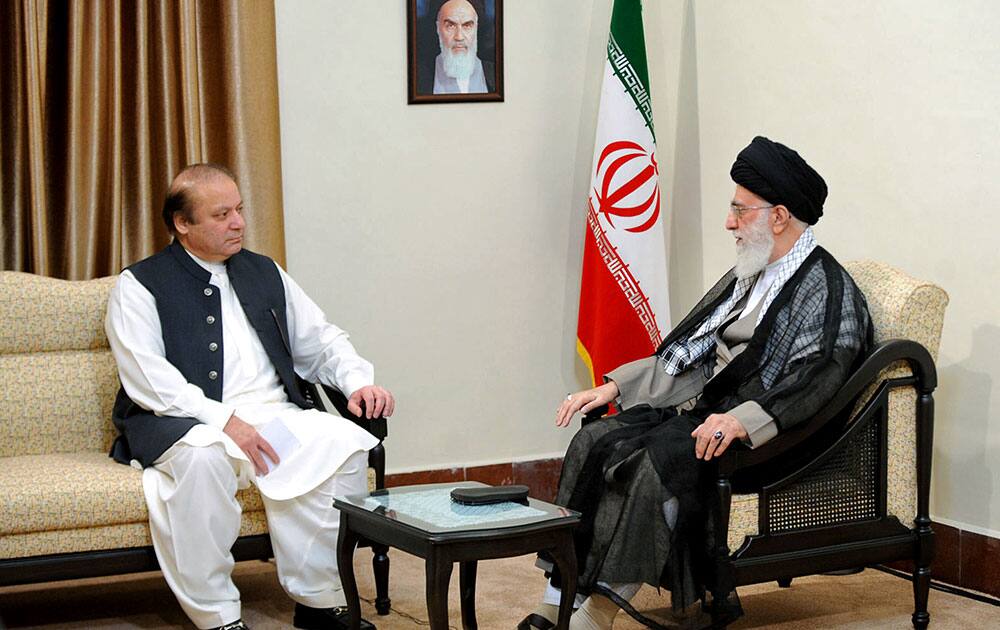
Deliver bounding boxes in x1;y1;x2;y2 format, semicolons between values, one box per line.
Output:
105;271;235;429
278;266;374;397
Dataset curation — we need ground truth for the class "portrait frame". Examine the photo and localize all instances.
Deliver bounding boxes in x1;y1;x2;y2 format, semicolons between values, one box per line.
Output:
407;0;504;104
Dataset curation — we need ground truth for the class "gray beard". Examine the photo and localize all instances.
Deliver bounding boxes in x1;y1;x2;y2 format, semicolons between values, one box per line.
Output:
734;211;774;279
439;34;477;80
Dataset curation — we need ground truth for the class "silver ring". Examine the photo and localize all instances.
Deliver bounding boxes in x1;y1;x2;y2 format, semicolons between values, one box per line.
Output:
566;394;573;401
713;430;724;440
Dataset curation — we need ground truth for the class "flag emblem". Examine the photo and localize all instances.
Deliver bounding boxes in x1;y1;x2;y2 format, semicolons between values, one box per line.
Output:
594;140;660;233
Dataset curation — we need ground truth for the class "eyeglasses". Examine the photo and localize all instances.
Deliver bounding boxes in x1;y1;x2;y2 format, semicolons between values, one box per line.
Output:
728;204;774;219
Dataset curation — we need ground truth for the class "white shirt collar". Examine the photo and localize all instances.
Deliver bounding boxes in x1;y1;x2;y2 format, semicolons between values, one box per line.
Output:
184;248;228;276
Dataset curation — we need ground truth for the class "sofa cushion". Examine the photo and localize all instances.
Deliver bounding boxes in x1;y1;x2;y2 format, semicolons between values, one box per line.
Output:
0;350;120;457
0;452;265;537
0;513;271;560
0;273;115;355
728;493;758;552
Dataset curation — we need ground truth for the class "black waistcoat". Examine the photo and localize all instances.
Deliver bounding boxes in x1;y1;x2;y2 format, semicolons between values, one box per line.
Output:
109;241;312;467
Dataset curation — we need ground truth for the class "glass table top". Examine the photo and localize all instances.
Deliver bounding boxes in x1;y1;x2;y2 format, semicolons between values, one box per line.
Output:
335;481;579;534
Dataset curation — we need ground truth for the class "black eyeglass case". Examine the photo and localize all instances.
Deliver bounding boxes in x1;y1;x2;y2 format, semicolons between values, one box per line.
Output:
450;484;530;505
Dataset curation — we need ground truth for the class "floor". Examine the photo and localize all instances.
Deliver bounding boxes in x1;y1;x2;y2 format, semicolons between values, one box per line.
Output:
1;550;996;628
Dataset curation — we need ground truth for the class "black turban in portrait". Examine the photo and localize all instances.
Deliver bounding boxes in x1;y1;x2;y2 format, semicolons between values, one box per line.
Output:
730;136;827;225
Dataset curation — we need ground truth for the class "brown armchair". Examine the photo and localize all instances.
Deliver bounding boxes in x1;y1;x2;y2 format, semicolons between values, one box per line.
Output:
579;260;947;628
707;260;948;628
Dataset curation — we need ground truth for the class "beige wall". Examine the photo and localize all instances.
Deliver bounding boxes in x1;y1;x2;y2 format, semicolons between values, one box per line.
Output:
693;0;1000;536
274;1;698;472
275;1;999;536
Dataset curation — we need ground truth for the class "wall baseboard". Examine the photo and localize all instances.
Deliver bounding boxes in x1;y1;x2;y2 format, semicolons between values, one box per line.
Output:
387;458;999;599
386;457;563;503
885;521;1000;599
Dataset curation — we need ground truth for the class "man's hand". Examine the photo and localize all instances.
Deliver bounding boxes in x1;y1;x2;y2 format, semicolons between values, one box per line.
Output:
691;413;748;461
556;381;619;428
223;414;279;476
347;385;395;419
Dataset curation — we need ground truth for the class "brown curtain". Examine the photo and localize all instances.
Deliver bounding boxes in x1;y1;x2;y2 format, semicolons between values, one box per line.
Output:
1;0;286;280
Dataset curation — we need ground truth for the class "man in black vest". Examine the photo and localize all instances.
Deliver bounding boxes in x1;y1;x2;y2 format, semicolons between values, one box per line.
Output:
106;163;392;630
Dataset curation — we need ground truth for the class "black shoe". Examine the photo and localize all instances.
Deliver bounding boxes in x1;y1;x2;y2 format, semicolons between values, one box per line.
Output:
292;603;375;630
213;621;249;630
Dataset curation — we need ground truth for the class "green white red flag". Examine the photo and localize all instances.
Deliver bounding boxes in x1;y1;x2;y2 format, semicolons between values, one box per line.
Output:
576;0;669;387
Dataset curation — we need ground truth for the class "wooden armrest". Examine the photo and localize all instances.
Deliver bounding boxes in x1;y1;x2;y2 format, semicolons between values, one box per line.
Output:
716;338;936;476
318;383;388;441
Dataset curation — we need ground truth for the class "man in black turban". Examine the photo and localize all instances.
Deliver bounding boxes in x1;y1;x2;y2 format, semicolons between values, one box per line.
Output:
520;138;872;630
730;135;827;225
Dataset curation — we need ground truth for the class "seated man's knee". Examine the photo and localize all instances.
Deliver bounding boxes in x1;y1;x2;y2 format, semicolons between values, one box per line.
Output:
171;443;234;479
342;449;369;475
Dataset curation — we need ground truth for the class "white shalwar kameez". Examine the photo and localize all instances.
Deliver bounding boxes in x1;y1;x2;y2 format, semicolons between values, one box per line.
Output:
106;252;379;629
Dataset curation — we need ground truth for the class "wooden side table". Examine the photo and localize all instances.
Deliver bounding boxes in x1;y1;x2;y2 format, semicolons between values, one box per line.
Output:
335;482;580;630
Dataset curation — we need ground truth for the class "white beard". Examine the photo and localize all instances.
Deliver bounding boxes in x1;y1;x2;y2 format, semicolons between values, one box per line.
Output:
734;210;774;279
439;33;477;80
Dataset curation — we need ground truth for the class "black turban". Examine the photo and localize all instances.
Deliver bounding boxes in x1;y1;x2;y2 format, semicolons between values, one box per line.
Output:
730;136;827;225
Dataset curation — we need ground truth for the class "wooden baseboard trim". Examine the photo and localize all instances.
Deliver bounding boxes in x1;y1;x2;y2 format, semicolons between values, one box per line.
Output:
886;521;1000;598
386;457;562;503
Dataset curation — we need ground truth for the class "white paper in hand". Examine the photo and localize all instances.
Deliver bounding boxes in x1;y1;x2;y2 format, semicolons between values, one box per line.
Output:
258;419;301;476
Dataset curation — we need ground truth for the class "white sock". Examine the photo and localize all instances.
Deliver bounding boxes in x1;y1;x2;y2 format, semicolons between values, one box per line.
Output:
568;593;620;630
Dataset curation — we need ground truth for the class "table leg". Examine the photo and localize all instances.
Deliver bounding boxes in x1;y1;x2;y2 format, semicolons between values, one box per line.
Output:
459;560;478;630
372;542;391;615
336;514;362;630
425;551;454;629
548;535;578;630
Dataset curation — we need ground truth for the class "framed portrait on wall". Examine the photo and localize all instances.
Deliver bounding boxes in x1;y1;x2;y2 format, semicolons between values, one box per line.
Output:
407;0;504;104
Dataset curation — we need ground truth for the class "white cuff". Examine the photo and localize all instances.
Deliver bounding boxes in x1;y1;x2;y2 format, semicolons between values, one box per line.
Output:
338;373;373;400
727;400;778;448
200;399;236;430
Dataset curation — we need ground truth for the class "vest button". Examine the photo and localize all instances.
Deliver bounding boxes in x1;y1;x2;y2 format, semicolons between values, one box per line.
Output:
208;370;218;380
206;315;216;324
209;342;219;352
204;287;214;296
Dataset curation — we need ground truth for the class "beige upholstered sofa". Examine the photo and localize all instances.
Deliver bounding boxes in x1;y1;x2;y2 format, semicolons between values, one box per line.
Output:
0;272;270;566
0;271;388;614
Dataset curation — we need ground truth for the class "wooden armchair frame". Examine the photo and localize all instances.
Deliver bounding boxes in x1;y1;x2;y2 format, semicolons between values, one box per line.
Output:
709;338;937;629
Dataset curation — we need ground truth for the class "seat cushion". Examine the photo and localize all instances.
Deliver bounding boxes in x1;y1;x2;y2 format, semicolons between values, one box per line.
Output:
0;513;272;560
0;452;265;537
728;493;759;552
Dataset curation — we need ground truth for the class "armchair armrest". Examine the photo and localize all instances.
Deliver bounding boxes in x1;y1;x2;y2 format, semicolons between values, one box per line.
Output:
716;338;936;476
297;378;388;441
318;384;388;441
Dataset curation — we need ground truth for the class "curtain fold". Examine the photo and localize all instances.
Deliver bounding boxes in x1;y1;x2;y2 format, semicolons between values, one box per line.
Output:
1;0;286;280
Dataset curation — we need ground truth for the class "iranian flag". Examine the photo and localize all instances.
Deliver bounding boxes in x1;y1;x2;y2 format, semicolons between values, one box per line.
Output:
576;0;669;387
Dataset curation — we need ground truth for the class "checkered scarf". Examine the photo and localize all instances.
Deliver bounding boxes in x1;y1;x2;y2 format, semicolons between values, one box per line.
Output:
658;228;817;376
